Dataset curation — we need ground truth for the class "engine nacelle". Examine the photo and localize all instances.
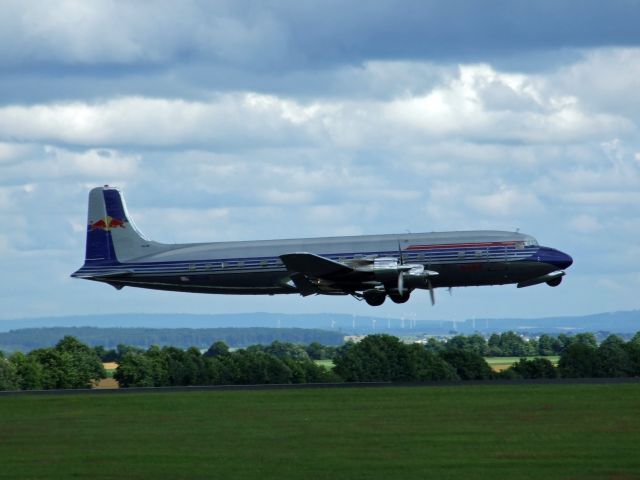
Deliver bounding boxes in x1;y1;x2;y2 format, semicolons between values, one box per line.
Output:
546;276;562;287
372;257;431;290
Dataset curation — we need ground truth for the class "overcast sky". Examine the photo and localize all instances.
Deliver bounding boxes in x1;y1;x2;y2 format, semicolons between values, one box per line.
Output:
2;0;640;322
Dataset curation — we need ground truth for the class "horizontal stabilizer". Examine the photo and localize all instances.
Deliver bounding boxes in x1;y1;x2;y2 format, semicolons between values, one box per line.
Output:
71;270;134;279
517;270;565;288
280;252;353;278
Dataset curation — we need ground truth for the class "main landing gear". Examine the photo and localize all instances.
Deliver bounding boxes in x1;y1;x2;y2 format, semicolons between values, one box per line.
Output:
362;290;411;306
388;292;410;304
363;290;386;306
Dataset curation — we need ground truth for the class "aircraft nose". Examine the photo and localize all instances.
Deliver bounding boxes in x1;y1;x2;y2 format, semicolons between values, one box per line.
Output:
538;246;573;270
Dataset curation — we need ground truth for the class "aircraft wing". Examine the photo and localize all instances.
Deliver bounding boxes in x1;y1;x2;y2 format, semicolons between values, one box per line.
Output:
280;253;354;278
280;252;439;297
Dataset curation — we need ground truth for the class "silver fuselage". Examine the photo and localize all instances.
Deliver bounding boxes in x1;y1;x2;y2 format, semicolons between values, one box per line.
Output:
73;230;569;295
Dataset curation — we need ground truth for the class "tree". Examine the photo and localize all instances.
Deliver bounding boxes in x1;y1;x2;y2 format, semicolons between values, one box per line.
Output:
28;348;68;389
0;358;19;391
263;341;310;361
333;335;459;382
497;331;534;357
558;343;598;378
573;333;598;349
596;335;633;378
55;336;106;388
305;342;336;360
510;358;558;379
93;345;118;362
10;351;45;390
204;341;230;358
439;349;493;380
333;335;410;382
114;352;156;387
624;340;640;376
537;334;562;356
407;345;459;381
487;333;503;356
232;350;292;384
423;337;445;354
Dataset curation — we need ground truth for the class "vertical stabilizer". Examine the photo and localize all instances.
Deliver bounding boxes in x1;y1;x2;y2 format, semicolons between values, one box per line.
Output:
83;186;164;265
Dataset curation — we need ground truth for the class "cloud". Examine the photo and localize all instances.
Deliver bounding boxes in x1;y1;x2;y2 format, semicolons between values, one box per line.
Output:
0;62;633;152
2;1;639;71
1;4;640;319
0;145;140;183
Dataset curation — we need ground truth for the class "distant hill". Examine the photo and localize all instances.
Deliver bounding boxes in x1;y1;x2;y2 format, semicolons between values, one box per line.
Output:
1;310;639;335
0;327;345;353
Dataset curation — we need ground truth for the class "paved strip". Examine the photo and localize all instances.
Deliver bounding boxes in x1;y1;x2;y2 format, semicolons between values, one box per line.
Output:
1;377;639;396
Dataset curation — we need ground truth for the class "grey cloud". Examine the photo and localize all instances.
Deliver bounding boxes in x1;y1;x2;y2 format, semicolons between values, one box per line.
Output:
2;1;639;71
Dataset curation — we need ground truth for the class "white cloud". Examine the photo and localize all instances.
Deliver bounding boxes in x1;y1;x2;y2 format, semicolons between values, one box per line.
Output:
1;39;640;319
0;59;634;150
0;145;140;183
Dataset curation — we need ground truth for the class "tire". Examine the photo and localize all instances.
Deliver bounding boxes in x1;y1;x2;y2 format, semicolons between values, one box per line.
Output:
389;292;410;304
364;291;386;306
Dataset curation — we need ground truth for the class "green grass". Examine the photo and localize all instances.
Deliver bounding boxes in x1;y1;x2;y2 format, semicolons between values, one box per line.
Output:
1;384;639;479
485;356;560;365
313;359;334;369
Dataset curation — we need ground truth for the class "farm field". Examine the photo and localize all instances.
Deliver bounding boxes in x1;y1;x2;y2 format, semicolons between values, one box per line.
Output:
314;356;561;372
1;383;639;479
485;356;560;371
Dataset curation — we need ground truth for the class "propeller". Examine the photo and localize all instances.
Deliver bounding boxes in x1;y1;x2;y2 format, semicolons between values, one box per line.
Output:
428;279;435;305
397;241;405;295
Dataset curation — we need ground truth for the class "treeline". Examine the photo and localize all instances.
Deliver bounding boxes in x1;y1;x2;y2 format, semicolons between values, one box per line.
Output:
423;331;606;357
0;327;344;352
92;332;640;387
2;333;640;391
114;341;340;387
0;336;105;390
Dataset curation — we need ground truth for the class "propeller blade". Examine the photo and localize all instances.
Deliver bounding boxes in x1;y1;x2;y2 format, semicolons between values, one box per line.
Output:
398;272;404;296
428;279;435;306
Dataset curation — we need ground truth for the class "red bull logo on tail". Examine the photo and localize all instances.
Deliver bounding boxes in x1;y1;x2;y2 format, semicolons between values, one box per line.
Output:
89;216;127;231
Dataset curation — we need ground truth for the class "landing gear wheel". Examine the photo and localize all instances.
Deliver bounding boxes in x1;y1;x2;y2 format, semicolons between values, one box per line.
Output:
389;292;410;304
363;291;386;306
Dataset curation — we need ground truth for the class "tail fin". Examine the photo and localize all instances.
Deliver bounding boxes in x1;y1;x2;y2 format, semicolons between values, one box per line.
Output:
83;186;163;265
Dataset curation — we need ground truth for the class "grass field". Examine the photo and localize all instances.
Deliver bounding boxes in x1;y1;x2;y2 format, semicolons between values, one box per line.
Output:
485;356;560;371
314;356;561;372
313;359;334;369
1;383;639;479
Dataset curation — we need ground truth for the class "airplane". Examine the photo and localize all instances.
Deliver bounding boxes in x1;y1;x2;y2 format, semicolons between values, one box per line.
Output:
71;186;573;306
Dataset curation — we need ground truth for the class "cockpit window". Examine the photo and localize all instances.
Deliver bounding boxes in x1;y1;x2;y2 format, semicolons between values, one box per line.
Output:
524;238;539;247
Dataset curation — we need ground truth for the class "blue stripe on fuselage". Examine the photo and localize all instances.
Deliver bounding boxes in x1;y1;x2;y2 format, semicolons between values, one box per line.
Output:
75;246;540;276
